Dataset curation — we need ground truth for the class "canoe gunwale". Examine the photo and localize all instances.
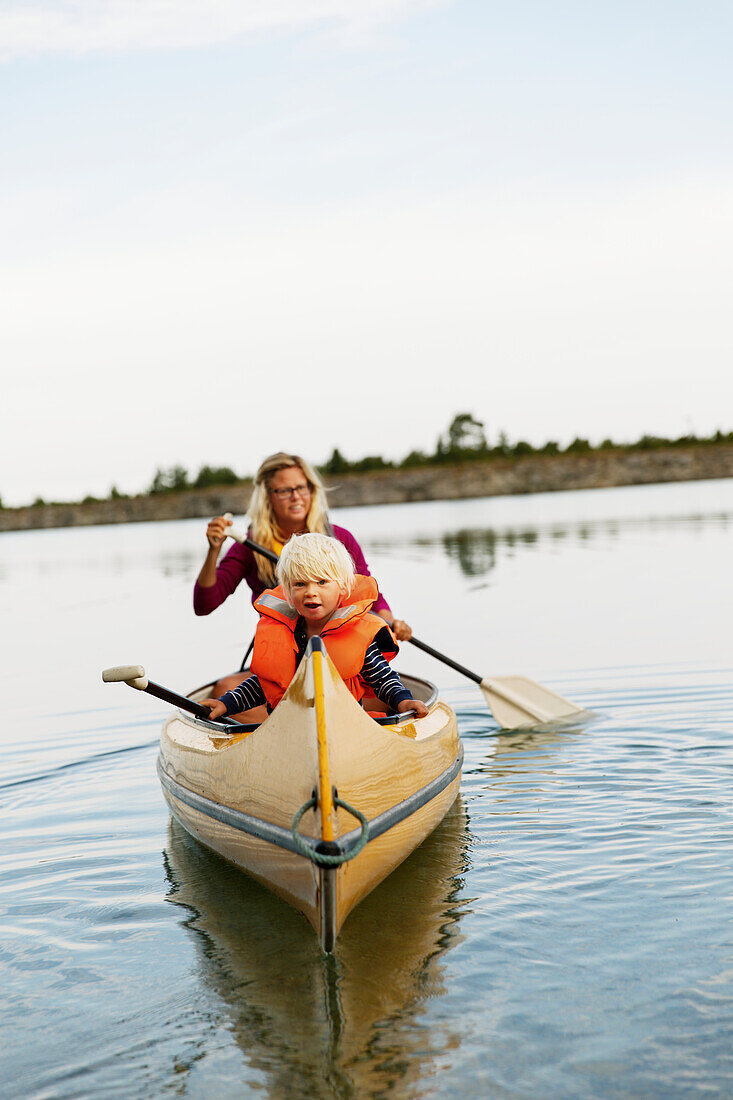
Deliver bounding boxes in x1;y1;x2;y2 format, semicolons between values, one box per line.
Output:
157;745;463;866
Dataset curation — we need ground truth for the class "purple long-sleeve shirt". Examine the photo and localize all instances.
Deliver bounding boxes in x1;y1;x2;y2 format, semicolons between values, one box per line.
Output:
193;523;391;616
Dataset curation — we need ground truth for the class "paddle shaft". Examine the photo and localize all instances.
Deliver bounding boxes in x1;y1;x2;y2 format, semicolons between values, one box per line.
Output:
407;635;482;685
144;678;212;719
244;537;278;564
144;679;245;729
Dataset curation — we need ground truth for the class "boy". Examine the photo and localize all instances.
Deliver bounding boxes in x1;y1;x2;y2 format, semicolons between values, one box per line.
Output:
202;533;428;720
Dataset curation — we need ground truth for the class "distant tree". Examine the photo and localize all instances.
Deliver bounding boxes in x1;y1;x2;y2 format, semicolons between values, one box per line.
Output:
170;465;189;491
321;448;350;475
494;431;511;457
32;497;45;507
565;437;591;454
193;465;239;489
0;494;3;509
401;449;428;468
82;495;99;504
512;440;534;456
540;440;560;455
638;434;672;450
446;413;487;452
351;456;394;473
148;465;190;494
149;468;168;494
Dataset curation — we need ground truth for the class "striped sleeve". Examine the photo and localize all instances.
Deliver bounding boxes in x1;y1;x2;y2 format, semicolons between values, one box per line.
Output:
220;675;267;715
361;641;412;712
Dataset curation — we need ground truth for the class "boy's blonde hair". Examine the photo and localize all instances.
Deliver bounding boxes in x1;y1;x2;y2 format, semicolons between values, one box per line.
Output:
277;533;355;601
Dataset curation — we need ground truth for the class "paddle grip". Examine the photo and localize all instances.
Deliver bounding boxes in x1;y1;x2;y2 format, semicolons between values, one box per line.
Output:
221;518;280;565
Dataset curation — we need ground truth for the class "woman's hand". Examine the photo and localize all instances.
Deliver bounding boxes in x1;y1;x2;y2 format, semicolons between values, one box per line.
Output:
398;698;428;718
390;618;413;642
200;697;228;720
206;515;232;551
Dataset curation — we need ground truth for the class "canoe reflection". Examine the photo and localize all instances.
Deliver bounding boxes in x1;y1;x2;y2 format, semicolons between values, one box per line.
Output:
164;798;469;1097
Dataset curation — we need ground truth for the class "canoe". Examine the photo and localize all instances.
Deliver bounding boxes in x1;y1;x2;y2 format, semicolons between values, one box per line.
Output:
157;636;462;951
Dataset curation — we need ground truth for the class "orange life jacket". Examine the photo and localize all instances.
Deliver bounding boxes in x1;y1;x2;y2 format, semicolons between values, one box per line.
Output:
251;575;398;708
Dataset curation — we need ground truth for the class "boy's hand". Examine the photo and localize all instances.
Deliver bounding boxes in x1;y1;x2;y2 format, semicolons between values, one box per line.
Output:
397;698;428;719
200;697;228;720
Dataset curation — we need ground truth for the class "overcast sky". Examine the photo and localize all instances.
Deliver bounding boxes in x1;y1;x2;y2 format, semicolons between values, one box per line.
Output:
2;0;731;506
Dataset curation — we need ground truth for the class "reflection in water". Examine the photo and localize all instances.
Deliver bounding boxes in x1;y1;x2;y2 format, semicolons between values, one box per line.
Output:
477;722;588;782
441;529;497;577
157;549;201;579
367;504;733;581
164;800;469;1098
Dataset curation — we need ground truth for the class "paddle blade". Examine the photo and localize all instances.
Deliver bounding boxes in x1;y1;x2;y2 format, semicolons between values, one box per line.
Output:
479;675;586;729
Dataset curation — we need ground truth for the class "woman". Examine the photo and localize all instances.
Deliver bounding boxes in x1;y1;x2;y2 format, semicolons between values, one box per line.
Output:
194;451;413;641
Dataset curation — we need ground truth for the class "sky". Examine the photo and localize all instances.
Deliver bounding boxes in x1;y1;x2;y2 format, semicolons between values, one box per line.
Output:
2;0;732;506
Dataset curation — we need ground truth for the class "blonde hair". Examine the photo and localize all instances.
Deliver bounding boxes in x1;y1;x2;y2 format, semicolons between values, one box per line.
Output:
277;533;355;601
248;452;331;586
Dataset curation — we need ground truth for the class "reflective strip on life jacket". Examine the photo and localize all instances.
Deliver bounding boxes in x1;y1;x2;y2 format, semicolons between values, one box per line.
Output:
256;591;299;621
328;602;365;623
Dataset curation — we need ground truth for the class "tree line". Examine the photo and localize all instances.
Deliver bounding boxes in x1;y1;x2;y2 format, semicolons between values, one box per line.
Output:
319;414;733;474
5;414;733;509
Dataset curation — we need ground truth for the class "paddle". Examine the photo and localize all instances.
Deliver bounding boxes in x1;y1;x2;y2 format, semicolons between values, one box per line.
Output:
101;665;255;731
405;636;585;727
221;519;586;728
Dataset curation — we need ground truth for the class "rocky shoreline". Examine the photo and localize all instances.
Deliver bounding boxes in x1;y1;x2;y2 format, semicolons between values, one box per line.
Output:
3;443;733;533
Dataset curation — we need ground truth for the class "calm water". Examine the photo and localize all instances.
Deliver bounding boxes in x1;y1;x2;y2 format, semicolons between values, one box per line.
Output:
2;480;732;1098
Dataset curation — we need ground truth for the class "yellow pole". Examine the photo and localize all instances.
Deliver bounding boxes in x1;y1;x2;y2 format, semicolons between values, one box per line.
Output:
313;647;334;842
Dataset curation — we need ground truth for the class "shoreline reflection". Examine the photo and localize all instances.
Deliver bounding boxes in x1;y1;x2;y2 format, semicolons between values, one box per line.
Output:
365;504;732;581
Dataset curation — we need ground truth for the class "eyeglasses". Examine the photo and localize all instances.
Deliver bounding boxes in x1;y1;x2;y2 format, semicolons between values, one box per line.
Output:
269;483;312;500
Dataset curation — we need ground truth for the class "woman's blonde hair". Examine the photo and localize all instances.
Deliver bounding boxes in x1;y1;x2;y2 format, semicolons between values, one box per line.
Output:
277;533;355;601
248;452;331;586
